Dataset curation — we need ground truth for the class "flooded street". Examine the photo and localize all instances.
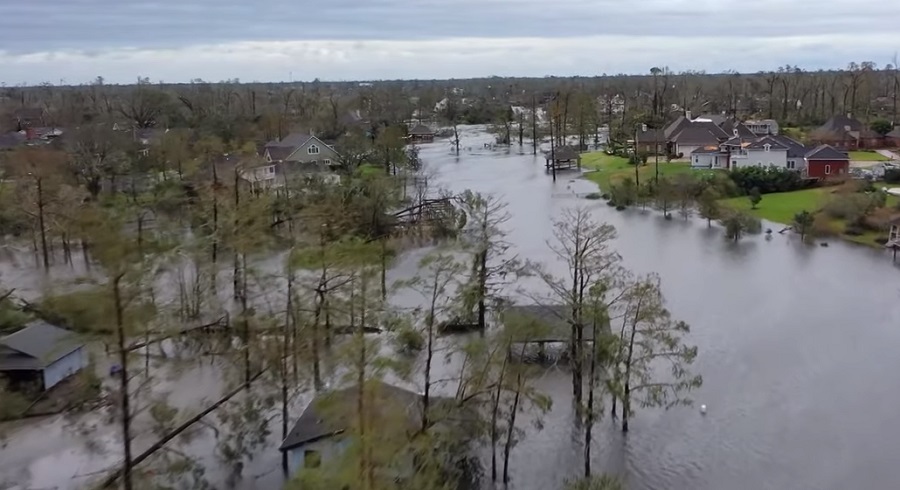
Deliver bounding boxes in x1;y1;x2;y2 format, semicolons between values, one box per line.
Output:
3;125;900;490
415;126;900;490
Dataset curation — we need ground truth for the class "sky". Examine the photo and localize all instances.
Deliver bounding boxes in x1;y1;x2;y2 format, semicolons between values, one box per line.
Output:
2;0;900;85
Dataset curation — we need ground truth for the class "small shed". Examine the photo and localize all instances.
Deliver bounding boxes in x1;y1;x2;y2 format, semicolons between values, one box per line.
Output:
280;381;424;475
0;321;86;391
544;146;582;172
408;124;436;143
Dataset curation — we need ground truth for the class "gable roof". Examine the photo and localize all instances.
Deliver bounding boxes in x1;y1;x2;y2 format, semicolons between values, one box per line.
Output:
663;115;690;139
266;132;313;149
746;136;788;150
545;145;580;161
0;321;82;370
820;114;864;133
770;134;809;158
637;128;666;144
671;122;729;145
805;144;849;161
265;146;294;162
409;124;435;136
280;381;423;451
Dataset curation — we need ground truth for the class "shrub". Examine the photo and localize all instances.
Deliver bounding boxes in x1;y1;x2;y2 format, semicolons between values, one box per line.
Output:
729;165;810;194
395;327;424;354
822;194;870;221
885;168;900;184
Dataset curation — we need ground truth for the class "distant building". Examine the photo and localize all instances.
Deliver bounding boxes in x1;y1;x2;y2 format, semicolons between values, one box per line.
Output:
743;119;780;136
264;132;341;169
810;114;882;150
0;321;86;392
407;124;435;143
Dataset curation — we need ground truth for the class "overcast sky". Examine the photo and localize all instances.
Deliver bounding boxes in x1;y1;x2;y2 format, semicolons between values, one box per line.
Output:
2;0;900;85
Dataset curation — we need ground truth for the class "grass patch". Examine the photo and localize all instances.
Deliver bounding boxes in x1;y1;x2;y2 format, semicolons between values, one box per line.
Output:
848;150;890;161
581;151;712;189
721;188;830;224
721;185;900;247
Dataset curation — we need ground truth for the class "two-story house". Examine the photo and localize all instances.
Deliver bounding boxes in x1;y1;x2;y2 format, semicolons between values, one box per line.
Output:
264;132;340;168
692;133;812;173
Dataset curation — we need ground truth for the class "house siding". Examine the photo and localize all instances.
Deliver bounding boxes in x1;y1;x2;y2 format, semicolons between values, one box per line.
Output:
42;346;86;390
288;138;340;165
286;437;350;476
744;149;788;169
806;159;849;179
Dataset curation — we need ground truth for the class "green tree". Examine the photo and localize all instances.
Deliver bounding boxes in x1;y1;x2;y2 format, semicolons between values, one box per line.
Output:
697;187;722;227
720;210;762;242
871;119;893;136
748;186;762;209
611;275;701;432
793;210;816;242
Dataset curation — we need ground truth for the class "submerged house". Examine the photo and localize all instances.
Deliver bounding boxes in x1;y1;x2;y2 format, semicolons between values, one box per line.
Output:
408;124;436;143
280;381;425;475
0;321;86;392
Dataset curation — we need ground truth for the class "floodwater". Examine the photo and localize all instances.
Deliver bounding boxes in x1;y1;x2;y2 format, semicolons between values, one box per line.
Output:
3;125;900;490
412;126;900;490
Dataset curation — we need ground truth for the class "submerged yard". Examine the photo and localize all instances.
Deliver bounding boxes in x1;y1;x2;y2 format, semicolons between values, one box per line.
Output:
581;152;712;189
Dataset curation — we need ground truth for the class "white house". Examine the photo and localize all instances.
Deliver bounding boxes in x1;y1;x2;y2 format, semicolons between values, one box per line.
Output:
692;134;810;173
744;119;780;136
0;321;86;391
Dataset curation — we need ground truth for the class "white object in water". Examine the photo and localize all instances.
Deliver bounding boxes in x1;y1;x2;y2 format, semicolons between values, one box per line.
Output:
700;404;707;415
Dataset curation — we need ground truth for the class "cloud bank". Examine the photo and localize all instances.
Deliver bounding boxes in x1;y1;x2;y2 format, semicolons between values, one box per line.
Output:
2;0;899;84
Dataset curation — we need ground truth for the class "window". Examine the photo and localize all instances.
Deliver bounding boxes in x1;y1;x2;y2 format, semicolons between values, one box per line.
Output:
787;160;795;169
764;144;771;152
825;164;832;175
304;450;322;468
323;158;331;165
308;144;320;155
268;166;274;175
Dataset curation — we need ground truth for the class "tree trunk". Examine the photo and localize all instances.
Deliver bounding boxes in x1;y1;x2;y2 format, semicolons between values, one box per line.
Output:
36;177;49;271
490;349;509;482
531;95;538;155
585;314;600;477
502;344;527;484
113;275;134;490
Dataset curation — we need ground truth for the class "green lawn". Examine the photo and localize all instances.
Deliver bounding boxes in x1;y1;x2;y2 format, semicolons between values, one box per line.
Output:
581;152;709;190
721;188;829;224
848;150;890;161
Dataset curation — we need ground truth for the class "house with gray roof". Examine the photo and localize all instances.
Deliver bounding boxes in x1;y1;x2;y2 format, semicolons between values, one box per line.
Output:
691;132;815;173
0;321;86;392
810;114;882;150
264;132;341;168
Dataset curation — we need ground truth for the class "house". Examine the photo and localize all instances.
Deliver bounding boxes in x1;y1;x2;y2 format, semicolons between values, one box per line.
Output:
634;128;666;154
0;321;86;392
280;381;426;476
407;124;435;143
12;107;46;130
886;127;900;148
668;121;730;158
743;119;780;136
264;132;340;169
692;133;810;172
810;114;882;150
804;145;850;179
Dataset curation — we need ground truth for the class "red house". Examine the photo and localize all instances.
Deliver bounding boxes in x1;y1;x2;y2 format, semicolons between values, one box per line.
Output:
804;145;850;179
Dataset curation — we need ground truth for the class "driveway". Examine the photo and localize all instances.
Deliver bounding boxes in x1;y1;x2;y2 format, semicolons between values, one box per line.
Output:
876;149;900;160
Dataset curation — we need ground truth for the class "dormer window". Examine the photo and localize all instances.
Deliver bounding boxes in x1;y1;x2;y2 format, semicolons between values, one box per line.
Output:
764;144;771;152
308;144;320;155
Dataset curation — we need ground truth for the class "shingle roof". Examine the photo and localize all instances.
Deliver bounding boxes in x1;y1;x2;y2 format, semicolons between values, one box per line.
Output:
267;132;313;148
746;136;788;150
805;145;849;160
280;381;423;451
637;128;666;144
671;122;729;145
770;134;809;158
691;146;721;154
663;115;690;139
546;145;580;161
409;124;435;136
0;321;82;370
820;114;864;133
265;146;294;161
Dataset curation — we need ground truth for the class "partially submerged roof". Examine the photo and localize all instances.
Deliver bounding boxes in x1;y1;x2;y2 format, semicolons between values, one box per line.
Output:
546;145;580;161
0;321;83;370
409;124;435;136
805;145;849;160
280;381;423;451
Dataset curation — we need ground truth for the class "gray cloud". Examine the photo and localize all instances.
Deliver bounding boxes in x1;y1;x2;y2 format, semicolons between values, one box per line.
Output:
1;0;898;83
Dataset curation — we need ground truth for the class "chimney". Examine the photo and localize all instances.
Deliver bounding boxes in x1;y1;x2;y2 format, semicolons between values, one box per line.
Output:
685;110;692;121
